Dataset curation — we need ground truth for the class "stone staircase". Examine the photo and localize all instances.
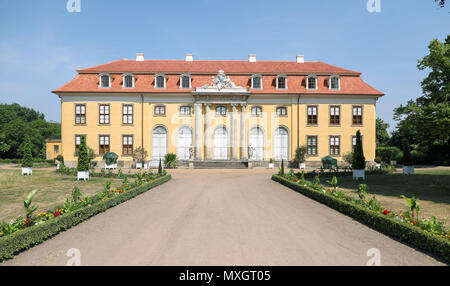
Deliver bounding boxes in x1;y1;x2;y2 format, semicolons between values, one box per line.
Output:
193;160;248;169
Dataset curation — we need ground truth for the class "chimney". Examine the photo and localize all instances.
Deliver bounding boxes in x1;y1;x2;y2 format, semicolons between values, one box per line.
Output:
296;55;304;63
185;54;194;62
136;53;144;62
248;54;256;62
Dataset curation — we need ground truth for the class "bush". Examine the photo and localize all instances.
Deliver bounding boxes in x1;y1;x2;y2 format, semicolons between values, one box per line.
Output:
56;155;64;163
294;146;307;164
21;137;33;168
0;174;171;261
272;175;450;264
376;147;401;164
132;146;148;165
352;130;365;170
343;152;353;165
164;153;178;169
77;136;89;172
102;152;118;165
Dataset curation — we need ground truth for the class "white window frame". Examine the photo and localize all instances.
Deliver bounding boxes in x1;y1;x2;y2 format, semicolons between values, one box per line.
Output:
179;105;192;116
276;75;288;90
154;73;166;89
122;73;135;88
251;74;263;89
179;73;191;89
306;75;318;90
99;73;111;88
215;105;227;116
329;75;340;90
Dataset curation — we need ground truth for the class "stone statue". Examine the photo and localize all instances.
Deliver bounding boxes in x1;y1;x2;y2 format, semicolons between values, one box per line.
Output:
189;145;194;159
248;143;255;160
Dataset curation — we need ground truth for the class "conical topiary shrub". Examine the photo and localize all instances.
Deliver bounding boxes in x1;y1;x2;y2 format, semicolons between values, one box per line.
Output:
77;135;89;172
402;139;413;166
352;130;366;170
158;158;163;175
21;137;33;168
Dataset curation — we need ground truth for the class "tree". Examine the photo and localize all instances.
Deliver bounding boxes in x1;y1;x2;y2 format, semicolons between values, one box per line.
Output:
375;118;390;146
294;146;307;164
77;136;89;171
21;137;33;168
352;130;366;170
402;139;413;166
132;146;148;165
434;0;446;8
393;36;450;161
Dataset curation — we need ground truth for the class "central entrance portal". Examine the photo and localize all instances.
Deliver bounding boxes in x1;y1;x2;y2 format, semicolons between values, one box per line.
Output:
213;126;228;160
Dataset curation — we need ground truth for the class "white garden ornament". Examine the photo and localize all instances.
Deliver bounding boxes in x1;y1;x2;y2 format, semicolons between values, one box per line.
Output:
403;166;414;175
21;167;32;176
77;171;89;181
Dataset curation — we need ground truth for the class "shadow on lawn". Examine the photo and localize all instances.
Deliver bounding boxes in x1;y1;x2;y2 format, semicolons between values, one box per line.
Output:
325;173;450;205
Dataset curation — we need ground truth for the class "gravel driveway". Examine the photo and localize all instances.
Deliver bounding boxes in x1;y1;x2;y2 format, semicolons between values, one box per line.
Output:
1;169;443;266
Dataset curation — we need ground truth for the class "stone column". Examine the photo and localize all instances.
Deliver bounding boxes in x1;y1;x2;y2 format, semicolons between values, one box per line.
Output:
231;104;238;160
194;103;202;160
204;103;212;160
240;103;247;161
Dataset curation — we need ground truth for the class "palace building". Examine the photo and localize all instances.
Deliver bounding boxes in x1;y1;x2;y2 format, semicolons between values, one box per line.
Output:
53;53;383;168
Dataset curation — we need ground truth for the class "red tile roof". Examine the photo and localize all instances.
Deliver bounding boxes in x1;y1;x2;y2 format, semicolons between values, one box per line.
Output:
53;59;383;96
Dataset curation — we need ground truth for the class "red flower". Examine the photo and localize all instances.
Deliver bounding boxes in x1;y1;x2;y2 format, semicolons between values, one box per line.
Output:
54;212;61;217
119;191;123;194
383;210;389;215
293;179;297;182
122;184;126;186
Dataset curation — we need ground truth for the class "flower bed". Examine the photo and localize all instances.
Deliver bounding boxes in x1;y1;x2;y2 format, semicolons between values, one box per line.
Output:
57;164;134;178
0;172;171;261
272;173;450;264
296;164;395;179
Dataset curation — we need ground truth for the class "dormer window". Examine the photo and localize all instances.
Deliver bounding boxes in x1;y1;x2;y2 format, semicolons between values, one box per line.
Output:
276;75;287;89
307;76;317;90
155;74;166;88
99;74;111;88
123;74;134;88
251;75;262;89
329;76;340;90
180;74;191;89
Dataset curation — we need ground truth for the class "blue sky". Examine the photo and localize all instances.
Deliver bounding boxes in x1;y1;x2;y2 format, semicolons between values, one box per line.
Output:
0;0;448;132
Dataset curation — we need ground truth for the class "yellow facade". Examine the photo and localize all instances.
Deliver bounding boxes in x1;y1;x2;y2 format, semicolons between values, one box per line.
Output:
59;94;377;167
45;139;62;160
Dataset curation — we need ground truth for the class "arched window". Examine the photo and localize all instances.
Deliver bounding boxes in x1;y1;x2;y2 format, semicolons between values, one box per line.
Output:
152;126;167;160
274;127;289;161
249;127;264;161
99;74;110;88
213;127;228;160
123;74;134;88
177;126;192;160
155;74;166;88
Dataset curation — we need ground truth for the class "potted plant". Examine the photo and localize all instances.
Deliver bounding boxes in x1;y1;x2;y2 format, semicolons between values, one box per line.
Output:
132;146;148;169
77;135;90;180
103;152;118;169
294;145;307;169
21;136;33;176
164;153;178;169
402;139;414;175
374;156;382;169
56;155;64;170
352;130;366;180
268;158;274;169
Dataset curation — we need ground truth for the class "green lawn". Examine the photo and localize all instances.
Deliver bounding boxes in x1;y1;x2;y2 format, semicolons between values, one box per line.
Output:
325;169;450;227
0;169;124;223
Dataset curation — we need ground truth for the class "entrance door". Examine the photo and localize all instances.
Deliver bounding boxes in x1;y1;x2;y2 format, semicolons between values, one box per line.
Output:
249;127;264;161
274;127;288;161
152;126;167;161
213;127;228;160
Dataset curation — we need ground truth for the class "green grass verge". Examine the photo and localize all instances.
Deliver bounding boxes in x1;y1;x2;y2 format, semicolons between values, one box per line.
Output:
0;174;171;261
272;174;450;264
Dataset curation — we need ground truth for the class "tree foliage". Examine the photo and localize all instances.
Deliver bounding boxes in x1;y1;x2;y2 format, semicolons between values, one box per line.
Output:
352;130;366;170
0;103;60;159
375;118;390;147
77;136;89;171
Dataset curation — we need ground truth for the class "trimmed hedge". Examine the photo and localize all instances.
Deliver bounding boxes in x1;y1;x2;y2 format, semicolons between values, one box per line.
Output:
272;174;450;264
0;174;171;261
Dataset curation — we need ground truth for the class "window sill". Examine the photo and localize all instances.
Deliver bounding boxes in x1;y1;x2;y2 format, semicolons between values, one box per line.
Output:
98;124;111;126
122;124;134;126
276;115;288;118
153;114;166;117
178;114;192;117
329;124;341;127
74;124;87;126
352;124;364;127
306;124;318;127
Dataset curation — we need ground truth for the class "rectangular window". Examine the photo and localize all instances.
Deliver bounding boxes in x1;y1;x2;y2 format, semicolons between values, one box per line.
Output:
156;76;165;88
277;77;286;89
251;106;262;116
122;135;133;155
252;76;261;89
307;77;316;89
330;77;339;89
330;136;340;156
54;145;59;154
276;107;287;116
75;104;86;125
122;104;133;124
181;76;190;88
307;106;318;125
99;135;110;155
124;75;133;88
330;106;340;125
180;105;191;116
307;136;317;155
352;106;363;125
99;104;110;124
155;105;166;116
